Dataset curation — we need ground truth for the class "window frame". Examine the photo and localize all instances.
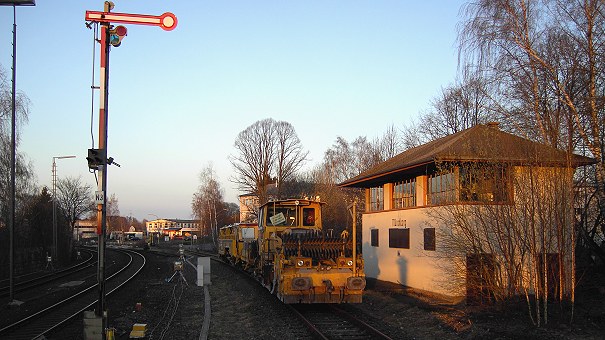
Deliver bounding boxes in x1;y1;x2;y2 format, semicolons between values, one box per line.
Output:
389;228;410;249
369;186;384;211
370;229;379;247
302;208;315;226
393;178;416;209
428;170;456;205
423;228;436;251
459;164;511;203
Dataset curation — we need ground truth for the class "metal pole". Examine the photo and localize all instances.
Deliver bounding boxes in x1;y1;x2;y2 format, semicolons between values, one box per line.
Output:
96;5;111;335
52;159;57;262
8;4;16;304
1;0;36;307
52;155;75;264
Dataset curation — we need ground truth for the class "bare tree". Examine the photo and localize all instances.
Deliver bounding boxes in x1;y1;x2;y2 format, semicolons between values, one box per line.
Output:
274;120;308;198
308;126;403;233
0;65;34;229
323;126;400;185
192;163;224;247
323;136;380;185
427;161;577;326
377;124;402;160
230;118;308;204
0;66;30;142
56;176;94;240
106;193;121;234
459;0;605;255
56;176;95;255
458;1;605;324
403;74;494;146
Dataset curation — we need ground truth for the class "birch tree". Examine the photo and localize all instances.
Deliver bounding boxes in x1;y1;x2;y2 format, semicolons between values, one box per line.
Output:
428;161;577;326
0;65;33;231
459;0;605;265
192;164;224;247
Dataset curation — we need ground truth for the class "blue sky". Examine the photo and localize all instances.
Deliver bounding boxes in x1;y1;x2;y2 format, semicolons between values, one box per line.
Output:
0;1;466;221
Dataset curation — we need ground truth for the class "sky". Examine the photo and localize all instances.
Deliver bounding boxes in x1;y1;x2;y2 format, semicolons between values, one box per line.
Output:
0;0;466;221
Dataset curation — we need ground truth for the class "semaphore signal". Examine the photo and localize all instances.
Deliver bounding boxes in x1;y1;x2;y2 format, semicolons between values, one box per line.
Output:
85;10;177;31
84;2;177;338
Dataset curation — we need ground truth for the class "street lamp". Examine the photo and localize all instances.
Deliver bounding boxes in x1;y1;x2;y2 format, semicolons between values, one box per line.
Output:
52;155;76;263
0;0;35;307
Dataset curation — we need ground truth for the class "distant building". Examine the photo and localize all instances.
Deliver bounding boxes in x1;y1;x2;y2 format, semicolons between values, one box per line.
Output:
145;218;201;239
239;193;259;223
340;123;595;299
73;219;97;241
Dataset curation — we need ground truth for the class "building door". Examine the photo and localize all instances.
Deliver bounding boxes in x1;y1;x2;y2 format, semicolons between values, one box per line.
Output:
466;253;497;305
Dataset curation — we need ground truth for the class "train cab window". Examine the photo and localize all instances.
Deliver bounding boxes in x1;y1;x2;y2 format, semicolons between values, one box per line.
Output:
267;206;297;226
303;208;315;226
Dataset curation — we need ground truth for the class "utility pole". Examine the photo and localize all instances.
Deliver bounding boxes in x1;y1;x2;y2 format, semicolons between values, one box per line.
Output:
52;155;76;264
85;2;176;337
0;0;36;307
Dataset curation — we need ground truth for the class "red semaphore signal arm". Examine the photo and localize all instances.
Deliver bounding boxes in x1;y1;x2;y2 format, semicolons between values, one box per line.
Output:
85;11;177;31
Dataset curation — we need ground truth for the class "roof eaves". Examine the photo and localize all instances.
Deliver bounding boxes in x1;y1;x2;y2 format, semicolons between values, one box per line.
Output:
339;161;433;188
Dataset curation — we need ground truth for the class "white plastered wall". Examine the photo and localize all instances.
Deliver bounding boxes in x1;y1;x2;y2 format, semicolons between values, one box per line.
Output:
362;206;460;296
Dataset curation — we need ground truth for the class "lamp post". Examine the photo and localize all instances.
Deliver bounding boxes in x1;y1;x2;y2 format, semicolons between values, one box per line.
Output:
0;0;35;306
52;155;76;263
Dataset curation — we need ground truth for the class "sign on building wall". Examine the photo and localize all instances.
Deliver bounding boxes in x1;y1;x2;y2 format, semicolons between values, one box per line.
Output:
392;218;406;227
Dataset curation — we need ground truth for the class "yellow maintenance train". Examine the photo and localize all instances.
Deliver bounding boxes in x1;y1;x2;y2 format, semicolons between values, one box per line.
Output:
218;198;365;303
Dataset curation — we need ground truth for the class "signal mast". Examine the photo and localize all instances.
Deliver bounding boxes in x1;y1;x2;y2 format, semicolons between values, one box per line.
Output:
85;1;176;336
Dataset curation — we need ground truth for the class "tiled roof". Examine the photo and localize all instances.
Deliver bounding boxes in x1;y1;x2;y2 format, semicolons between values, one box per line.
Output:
340;123;596;188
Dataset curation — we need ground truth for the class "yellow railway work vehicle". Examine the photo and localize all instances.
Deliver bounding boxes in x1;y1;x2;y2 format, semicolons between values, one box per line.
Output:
218;224;236;258
257;198;365;303
218;222;258;269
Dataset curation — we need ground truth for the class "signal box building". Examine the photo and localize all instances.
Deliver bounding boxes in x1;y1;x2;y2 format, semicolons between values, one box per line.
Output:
340;123;595;299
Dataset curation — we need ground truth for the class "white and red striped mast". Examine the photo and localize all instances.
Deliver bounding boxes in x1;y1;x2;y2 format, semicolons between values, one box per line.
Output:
85;1;176;336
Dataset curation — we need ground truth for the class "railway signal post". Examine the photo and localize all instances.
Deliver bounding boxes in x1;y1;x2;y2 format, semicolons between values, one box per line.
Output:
85;2;177;337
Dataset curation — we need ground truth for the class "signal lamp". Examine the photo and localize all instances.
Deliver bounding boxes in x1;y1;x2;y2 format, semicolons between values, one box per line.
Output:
109;25;127;47
87;148;106;169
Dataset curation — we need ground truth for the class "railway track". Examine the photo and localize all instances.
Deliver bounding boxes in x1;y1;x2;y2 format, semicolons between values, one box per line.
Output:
0;248;96;298
0;247;145;340
182;245;391;339
151;244;393;339
290;304;393;340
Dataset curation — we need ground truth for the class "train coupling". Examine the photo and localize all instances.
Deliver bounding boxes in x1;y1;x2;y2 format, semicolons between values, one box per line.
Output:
322;279;334;293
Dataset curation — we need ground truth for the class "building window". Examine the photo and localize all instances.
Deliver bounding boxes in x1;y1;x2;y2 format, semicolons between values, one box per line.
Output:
428;171;456;205
393;178;416;208
370;229;379;247
389;228;410;249
459;164;510;203
424;228;435;251
369;186;384;211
